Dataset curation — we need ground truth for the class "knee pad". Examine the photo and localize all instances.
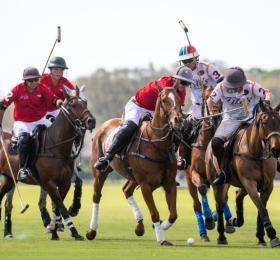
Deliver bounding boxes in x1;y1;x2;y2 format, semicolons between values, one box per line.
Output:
18;132;31;149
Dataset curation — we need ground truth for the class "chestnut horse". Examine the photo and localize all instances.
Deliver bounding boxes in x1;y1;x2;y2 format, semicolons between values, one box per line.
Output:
205;102;280;247
0;87;95;240
185;114;235;242
86;85;183;245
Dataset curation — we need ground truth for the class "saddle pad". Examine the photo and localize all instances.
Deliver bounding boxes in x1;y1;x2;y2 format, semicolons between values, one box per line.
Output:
104;126;120;153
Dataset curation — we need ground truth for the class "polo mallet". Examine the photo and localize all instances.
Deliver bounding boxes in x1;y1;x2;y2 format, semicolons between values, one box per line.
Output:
199;98;249;120
42;26;61;74
0;133;29;214
179;20;209;116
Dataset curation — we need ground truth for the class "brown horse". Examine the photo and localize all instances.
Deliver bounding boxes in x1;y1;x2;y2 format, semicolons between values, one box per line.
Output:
0;87;95;240
86;85;183;245
205;102;280;247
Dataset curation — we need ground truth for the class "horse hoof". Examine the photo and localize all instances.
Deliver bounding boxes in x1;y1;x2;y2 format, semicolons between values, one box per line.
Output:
212;211;218;222
217;238;228;245
270;238;280;248
225;223;236;234
4;234;14;239
86;229;97;240
205;217;215;230
160;240;173;246
201;234;210;242
68;206;79;217
51;234;60;240
258;242;267;247
75;234;85;241
135;221;145;236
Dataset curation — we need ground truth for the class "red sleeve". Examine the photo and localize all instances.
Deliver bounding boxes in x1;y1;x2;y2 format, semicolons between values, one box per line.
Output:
41;84;58;108
177;88;186;106
157;76;174;87
62;78;75;90
1;85;18;107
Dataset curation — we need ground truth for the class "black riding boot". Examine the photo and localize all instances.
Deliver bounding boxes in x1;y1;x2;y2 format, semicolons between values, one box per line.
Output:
17;132;32;182
94;120;138;171
211;137;229;185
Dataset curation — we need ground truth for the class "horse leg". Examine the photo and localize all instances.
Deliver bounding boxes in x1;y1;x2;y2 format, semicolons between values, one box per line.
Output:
213;185;228;244
223;185;236;234
259;185;280;247
68;171;83;217
38;187;51;229
123;179;144;236
86;169;109;240
256;212;266;247
185;168;209;241
4;187;15;238
44;181;84;241
243;180;280;247
140;182;172;246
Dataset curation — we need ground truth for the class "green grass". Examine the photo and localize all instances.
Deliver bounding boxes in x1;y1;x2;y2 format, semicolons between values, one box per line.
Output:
1;182;280;260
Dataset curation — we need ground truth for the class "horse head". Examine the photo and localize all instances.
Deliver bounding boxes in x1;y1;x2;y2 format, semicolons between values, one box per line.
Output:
256;101;280;158
62;85;96;131
155;80;183;131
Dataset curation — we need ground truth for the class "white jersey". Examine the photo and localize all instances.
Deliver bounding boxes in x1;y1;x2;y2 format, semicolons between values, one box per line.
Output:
210;80;270;121
188;62;223;118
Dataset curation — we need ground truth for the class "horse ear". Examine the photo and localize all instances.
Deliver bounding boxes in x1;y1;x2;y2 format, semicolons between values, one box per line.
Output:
63;85;74;99
259;99;269;112
275;103;280;112
172;79;179;90
75;85;80;96
80;84;86;93
154;81;163;92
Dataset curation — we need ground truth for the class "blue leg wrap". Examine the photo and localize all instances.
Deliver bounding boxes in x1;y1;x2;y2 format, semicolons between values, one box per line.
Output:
195;211;206;236
223;202;232;221
202;195;212;219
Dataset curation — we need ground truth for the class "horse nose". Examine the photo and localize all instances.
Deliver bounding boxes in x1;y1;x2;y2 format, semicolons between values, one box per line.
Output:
86;117;96;130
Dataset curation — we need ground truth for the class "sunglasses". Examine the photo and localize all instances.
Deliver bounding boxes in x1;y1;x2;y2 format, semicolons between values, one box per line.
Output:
180;81;191;86
182;57;199;65
26;78;39;83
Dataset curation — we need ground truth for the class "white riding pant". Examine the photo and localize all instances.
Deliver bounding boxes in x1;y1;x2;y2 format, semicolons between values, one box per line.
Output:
124;96;154;125
13;116;52;137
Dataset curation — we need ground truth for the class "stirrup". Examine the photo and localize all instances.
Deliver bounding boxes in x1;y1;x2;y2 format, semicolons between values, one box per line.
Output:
94;157;110;171
177;157;187;170
17;168;31;182
213;170;227;185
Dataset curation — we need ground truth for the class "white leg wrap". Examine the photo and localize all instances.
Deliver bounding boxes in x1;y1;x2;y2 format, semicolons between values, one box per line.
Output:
160;220;172;230
127;196;143;222
90;203;99;230
153;221;165;243
64;217;74;229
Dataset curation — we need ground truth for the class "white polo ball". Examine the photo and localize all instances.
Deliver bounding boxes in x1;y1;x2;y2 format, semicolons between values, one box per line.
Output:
186;237;195;245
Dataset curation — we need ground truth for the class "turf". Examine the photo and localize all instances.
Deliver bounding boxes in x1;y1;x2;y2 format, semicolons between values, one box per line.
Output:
1;182;280;259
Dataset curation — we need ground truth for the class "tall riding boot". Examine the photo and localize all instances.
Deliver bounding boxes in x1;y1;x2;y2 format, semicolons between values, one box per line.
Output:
94;120;138;171
211;137;229;185
17;132;32;182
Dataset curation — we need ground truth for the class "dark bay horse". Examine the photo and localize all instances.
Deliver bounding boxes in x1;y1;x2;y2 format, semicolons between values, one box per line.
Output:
86;84;183;245
185;114;235;242
205;102;280;247
0;87;95;240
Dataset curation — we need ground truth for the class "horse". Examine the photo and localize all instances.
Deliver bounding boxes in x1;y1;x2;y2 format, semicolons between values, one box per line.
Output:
0;86;95;240
86;84;183;245
205;102;280;247
184;113;235;242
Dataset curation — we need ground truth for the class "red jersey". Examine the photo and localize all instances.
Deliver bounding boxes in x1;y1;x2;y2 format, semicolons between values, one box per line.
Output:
40;74;74;112
1;82;57;122
135;76;186;111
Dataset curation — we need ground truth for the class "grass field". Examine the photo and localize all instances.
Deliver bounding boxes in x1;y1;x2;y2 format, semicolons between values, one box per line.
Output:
1;182;280;260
